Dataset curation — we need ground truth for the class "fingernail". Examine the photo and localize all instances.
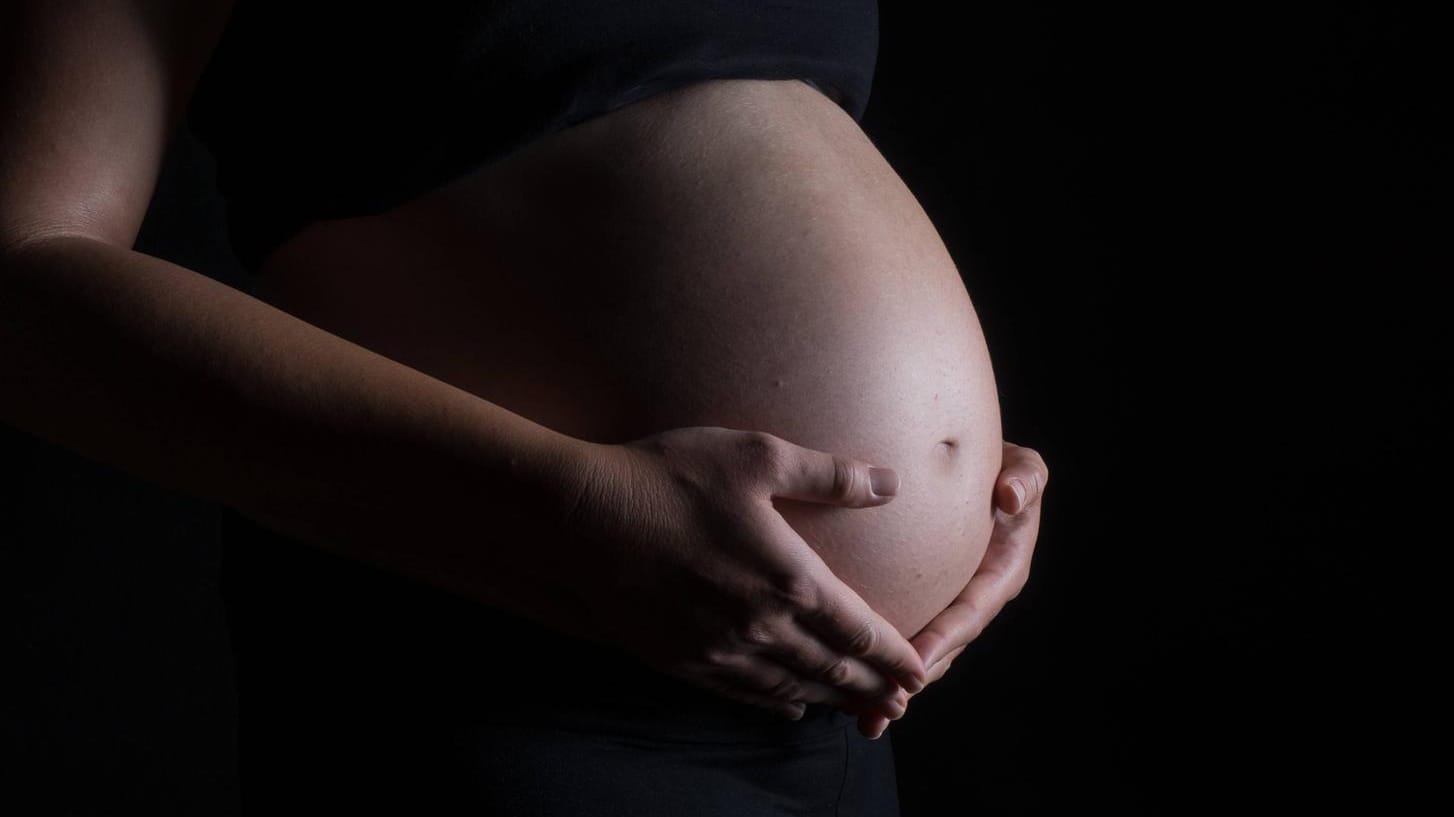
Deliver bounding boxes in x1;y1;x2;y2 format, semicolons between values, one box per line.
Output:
869;467;898;497
902;674;925;694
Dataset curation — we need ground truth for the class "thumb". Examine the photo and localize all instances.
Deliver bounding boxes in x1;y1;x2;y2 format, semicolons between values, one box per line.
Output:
767;441;899;507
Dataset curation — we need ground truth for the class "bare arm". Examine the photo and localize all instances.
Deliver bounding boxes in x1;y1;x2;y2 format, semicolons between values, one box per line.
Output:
0;1;928;715
0;0;595;610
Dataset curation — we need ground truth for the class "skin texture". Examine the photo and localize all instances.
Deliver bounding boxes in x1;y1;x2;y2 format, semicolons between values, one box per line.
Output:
0;0;1048;741
857;442;1048;737
555;425;935;722
254;78;1030;732
256;77;1005;642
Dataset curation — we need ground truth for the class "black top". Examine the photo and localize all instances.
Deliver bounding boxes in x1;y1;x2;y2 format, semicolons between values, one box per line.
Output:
185;0;880;274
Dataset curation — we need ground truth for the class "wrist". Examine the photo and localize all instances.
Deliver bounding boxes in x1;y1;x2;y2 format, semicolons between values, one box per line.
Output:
495;424;614;538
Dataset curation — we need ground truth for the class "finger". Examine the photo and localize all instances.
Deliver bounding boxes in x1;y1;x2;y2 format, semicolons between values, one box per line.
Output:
925;643;967;685
838;686;910;719
764;435;900;507
856;712;892;740
914;466;1042;670
752;613;909;704
761;513;928;692
707;649;884;712
689;671;809;722
995;442;1050;515
902;645;967;705
911;562;1024;670
797;569;927;693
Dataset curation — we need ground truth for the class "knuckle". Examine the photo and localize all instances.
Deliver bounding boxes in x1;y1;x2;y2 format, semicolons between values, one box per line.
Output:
1028;462;1049;491
768;677;803;701
775;573;820;613
846;619;879;657
930;660;953;683
830;457;862;502
739;431;788;478
820;656;853;685
737;619;777;648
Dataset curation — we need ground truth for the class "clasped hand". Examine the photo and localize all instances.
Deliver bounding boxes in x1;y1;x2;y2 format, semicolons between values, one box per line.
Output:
842;440;1048;739
553;429;1046;738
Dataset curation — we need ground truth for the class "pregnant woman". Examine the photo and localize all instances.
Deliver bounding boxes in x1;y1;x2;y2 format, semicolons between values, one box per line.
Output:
0;1;1048;814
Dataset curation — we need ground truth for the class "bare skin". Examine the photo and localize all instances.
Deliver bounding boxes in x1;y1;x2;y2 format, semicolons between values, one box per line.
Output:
256;77;1003;640
0;1;1049;741
255;78;1019;730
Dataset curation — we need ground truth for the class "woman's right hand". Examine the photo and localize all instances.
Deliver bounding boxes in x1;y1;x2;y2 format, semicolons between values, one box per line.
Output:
554;426;926;722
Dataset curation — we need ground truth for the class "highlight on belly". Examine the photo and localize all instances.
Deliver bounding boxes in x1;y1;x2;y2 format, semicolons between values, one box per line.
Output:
250;77;1007;641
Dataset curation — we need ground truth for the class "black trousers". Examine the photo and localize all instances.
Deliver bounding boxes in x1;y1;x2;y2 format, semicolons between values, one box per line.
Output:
218;506;901;815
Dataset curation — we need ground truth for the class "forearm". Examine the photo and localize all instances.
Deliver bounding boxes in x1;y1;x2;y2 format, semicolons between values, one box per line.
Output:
0;235;597;606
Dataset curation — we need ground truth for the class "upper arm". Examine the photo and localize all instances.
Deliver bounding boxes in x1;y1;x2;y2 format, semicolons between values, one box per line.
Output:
0;0;235;256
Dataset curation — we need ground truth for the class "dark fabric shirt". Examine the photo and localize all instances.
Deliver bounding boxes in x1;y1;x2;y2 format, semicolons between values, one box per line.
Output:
185;0;879;274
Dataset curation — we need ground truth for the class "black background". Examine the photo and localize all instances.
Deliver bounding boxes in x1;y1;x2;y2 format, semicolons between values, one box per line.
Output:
3;2;1445;813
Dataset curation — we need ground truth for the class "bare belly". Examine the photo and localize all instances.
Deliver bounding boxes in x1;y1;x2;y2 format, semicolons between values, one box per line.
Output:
251;78;1003;639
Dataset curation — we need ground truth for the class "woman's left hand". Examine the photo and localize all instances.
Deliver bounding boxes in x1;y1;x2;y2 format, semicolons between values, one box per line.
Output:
849;440;1049;739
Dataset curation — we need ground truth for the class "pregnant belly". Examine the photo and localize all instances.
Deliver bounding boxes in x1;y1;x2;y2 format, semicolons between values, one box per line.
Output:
252;78;1003;639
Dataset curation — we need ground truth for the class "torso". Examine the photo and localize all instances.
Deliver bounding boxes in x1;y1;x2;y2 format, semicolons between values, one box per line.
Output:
250;78;1003;638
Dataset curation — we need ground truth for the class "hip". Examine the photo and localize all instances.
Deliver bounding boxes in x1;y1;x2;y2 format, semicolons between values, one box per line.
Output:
218;505;900;815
